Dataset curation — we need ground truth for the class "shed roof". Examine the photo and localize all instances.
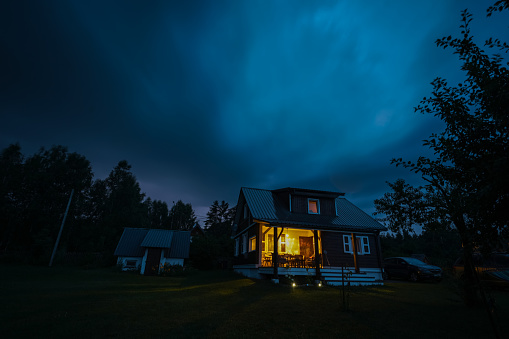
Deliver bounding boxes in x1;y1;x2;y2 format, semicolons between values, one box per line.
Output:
166;231;191;258
141;229;174;248
238;187;386;234
114;228;191;258
114;228;149;257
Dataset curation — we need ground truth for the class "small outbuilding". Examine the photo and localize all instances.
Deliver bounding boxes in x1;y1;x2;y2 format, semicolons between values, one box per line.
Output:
114;228;191;275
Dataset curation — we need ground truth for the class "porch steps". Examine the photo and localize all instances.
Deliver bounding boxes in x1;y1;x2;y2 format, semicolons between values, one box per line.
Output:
321;271;382;286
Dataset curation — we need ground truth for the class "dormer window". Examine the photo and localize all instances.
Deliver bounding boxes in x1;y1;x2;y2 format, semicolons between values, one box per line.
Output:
308;199;320;214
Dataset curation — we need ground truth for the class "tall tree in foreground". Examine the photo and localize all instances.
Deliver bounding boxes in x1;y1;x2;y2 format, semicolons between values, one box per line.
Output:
375;3;508;308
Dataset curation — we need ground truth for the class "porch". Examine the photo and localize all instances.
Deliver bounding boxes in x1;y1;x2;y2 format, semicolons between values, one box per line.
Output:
259;266;383;286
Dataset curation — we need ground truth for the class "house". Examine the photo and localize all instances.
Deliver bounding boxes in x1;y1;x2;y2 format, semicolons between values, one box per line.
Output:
232;187;387;286
114;228;191;275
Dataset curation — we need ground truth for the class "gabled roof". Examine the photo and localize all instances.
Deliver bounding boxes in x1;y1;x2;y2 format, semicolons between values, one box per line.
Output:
114;228;149;257
141;229;174;248
166;231;191;258
237;187;386;233
114;228;191;258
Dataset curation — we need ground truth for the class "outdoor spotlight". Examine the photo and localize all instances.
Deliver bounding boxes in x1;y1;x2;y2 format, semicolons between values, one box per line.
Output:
292;282;296;287
318;282;322;287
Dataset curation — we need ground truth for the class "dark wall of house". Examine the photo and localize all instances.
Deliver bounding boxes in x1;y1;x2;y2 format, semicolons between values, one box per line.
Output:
274;191;290;211
291;195;336;215
233;224;260;266
321;232;380;268
236;195;252;235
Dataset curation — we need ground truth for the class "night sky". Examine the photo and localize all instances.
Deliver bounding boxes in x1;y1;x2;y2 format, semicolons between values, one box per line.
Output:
1;1;507;224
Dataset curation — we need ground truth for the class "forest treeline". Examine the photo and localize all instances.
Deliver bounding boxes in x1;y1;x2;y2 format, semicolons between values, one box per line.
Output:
0;143;235;266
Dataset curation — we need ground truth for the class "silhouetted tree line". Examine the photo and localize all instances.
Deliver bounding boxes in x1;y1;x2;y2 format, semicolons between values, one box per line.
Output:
189;200;236;269
380;229;462;268
0;143;199;265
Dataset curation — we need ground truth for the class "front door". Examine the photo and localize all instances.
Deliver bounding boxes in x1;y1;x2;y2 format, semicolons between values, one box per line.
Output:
299;236;314;258
144;248;162;276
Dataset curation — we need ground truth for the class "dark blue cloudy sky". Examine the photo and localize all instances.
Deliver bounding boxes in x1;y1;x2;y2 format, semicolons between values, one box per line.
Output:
1;0;507;223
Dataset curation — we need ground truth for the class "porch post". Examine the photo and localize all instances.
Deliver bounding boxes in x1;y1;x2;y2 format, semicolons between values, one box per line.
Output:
313;230;321;279
273;226;278;280
351;232;359;273
374;232;383;277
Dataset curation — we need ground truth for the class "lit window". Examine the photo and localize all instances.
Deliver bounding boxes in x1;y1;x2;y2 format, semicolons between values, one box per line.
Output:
280;234;286;253
249;236;256;252
308;199;320;214
267;234;274;252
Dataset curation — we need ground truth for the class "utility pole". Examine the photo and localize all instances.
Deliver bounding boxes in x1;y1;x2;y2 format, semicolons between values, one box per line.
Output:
49;189;74;267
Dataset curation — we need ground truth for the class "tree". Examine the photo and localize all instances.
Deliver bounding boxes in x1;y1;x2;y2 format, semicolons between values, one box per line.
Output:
146;199;171;229
375;4;508;308
169;200;196;230
0;144;93;261
189;201;236;269
205;200;235;233
100;160;148;251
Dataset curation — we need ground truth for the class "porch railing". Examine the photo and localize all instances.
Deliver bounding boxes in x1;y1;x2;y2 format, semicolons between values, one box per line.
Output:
261;254;321;269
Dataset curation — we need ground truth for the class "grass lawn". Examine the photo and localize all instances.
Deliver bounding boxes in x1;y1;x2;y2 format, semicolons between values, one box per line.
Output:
1;265;508;338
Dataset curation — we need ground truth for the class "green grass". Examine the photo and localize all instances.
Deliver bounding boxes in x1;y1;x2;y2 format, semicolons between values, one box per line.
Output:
1;265;508;338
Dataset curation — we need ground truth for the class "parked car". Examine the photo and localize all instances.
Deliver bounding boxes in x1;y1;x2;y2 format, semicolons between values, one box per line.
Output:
452;252;509;275
452;253;509;288
383;257;442;282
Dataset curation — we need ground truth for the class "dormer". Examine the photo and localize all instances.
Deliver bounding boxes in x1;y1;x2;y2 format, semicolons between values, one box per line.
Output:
273;187;344;216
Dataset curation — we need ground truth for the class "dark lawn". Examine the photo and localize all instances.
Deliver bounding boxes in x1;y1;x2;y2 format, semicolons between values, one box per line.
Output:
1;265;508;338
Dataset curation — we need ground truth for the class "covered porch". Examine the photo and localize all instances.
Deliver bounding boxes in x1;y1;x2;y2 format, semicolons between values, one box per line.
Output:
258;225;323;272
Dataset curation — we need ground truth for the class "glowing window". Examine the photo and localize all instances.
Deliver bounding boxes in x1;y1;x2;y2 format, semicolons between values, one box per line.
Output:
267;234;274;252
308;199;320;214
280;234;286;253
249;236;256;252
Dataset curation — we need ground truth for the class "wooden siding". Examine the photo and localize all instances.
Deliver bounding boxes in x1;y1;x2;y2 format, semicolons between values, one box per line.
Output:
321;232;380;268
274;191;290;211
233;224;260;266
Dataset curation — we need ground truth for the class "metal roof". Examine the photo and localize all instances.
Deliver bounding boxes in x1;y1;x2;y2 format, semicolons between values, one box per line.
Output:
114;228;149;257
238;187;386;233
114;228;191;258
141;229;174;248
242;187;290;221
166;231;191;258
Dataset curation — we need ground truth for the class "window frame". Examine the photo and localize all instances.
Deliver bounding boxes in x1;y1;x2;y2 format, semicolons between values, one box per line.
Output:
343;235;370;255
235;238;239;256
242;233;248;254
308;198;320;214
249;235;256;252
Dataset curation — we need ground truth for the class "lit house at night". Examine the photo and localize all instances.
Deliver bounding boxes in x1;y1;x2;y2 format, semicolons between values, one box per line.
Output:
232;187;387;286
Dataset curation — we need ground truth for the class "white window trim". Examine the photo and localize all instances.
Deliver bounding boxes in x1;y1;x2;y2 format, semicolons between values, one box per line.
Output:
242;233;248;254
249;235;256;252
343;235;352;253
343;235;370;255
308;198;320;214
